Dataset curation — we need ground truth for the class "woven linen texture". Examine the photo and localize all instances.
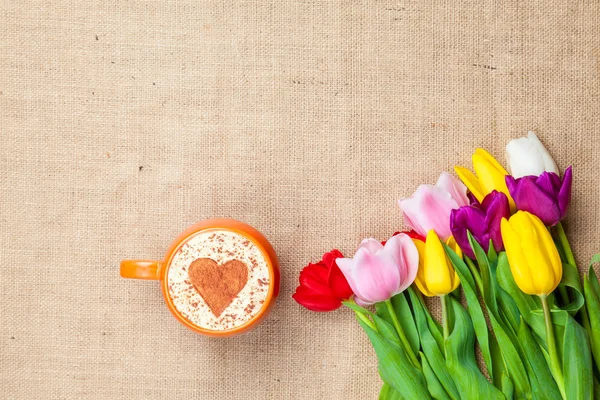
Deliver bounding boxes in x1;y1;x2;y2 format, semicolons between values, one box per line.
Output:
1;0;599;398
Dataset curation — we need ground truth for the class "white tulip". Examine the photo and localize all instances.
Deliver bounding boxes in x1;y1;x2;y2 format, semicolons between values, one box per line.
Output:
505;131;559;178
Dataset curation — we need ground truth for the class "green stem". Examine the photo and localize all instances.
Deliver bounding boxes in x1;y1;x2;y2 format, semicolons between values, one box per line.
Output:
556;221;576;267
540;294;567;400
385;299;421;370
441;294;450;342
353;309;376;331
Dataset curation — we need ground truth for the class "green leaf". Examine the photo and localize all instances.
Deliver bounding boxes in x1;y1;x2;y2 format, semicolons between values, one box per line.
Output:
372;314;402;346
496;290;521;334
465;252;531;397
443;296;504;399
594;375;600;400
588;254;600;292
552;230;568;264
357;318;432;399
444;244;493;379
426;313;444;351
421;352;452;400
557;261;585;315
408;288;444;350
486;306;532;397
379;383;404;400
467;231;498;316
375;293;420;355
343;300;374;316
496;253;546;340
517;317;562;400
487;239;498;267
490;333;505;389
563;315;593;400
408;288;460;400
425;307;444;350
584;266;600;374
500;372;514;400
391;293;420;354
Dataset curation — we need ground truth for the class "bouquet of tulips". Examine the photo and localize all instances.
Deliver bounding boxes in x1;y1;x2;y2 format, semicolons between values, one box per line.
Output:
293;132;600;400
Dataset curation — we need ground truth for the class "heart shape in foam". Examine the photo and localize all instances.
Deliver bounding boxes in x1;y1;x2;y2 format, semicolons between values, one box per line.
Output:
188;258;249;317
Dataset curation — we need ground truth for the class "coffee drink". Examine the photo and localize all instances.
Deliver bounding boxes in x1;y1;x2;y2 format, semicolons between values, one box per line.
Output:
166;229;270;331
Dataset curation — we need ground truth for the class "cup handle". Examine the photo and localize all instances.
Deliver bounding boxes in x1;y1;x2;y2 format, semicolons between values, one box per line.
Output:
120;260;162;280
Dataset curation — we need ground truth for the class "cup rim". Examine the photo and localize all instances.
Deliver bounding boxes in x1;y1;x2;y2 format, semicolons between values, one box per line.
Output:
159;218;278;337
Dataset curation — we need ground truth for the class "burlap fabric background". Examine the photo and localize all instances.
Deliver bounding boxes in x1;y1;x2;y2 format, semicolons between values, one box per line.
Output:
2;1;599;399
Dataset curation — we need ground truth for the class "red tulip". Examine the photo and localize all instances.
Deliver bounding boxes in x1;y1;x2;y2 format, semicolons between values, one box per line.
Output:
292;250;353;312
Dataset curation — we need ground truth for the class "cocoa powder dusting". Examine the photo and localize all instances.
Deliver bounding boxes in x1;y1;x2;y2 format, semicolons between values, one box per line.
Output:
166;230;271;331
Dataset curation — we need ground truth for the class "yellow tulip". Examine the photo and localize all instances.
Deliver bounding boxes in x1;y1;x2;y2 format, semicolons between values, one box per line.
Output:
500;211;562;295
414;230;461;297
454;148;516;212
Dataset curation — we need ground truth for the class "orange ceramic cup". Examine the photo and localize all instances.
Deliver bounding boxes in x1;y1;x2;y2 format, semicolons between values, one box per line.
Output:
120;219;279;336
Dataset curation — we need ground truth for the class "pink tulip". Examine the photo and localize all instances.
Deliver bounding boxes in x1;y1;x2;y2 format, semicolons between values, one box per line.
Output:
336;233;419;305
399;172;469;240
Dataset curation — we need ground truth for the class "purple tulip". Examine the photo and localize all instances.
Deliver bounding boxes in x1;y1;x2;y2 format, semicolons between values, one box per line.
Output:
505;166;572;227
450;191;510;259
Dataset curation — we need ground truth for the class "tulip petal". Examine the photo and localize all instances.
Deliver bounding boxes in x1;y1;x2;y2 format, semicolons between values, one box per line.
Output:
473;149;515;211
481;191;510;252
527;212;562;293
413;239;435;297
436;171;470;207
399;185;457;240
506;137;544;177
507;175;560;226
327;263;353;300
446;235;463;259
467;192;480;206
501;211;563;296
299;263;332;293
354;296;375;307
501;216;536;295
323;249;353;299
454;204;487;237
506;132;559;178
527;131;559;175
446;236;462;292
336;257;362;299
474;148;509;174
557;166;572;218
351;248;401;303
449;206;486;259
322;249;344;269
424;230;454;296
506;134;548;177
292;286;342;311
535;171;562;198
382;234;407;281
402;230;426;242
454;166;486;203
400;205;425;237
358;238;384;255
383;233;419;292
520;213;559;294
505;175;518;198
